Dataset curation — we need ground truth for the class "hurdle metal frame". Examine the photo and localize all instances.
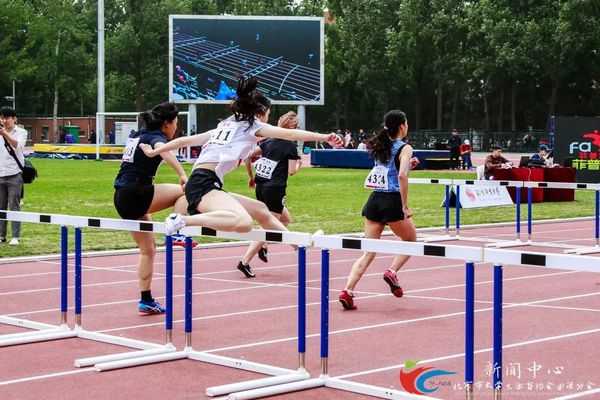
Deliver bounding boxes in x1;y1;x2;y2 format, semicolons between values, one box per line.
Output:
0;225;78;347
0;211;176;358
409;178;600;253
92;226;315;397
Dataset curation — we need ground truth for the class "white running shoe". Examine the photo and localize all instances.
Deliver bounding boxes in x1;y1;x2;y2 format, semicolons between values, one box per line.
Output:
164;213;185;235
9;238;20;245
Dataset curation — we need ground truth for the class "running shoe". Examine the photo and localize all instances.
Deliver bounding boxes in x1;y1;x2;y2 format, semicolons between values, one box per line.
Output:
165;213;185;235
138;299;166;314
383;269;404;298
237;261;256;278
258;246;268;263
338;290;357;310
168;234;198;248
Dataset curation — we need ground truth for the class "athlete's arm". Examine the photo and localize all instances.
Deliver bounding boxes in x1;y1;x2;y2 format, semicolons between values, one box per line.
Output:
245;146;262;188
154;141;187;185
398;144;414;219
256;125;343;148
139;131;211;157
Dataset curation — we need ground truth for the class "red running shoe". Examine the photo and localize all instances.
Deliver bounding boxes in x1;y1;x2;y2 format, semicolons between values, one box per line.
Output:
170;234;198;248
383;270;404;297
338;290;357;310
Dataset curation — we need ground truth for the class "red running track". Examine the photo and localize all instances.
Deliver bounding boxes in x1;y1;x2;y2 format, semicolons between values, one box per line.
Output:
0;219;599;399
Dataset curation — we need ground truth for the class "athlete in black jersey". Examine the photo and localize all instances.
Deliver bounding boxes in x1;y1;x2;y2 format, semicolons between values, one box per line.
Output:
113;102;188;314
236;112;302;277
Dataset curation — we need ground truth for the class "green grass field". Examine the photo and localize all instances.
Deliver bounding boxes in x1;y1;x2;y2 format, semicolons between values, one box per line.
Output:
0;158;595;258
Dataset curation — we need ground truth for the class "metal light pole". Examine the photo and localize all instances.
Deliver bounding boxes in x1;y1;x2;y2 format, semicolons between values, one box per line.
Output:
3;80;15;110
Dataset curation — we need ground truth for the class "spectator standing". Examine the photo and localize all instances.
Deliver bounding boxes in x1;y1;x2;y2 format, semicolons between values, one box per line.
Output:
344;129;353;148
89;130;97;144
0;106;28;245
448;129;462;170
65;131;75;144
59;129;67;143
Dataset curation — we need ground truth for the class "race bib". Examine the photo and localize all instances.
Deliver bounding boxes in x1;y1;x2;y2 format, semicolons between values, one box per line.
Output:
254;157;278;179
364;165;389;190
208;120;240;146
122;137;140;163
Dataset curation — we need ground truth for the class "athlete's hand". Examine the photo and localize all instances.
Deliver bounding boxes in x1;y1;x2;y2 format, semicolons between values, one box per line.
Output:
325;133;343;148
179;175;188;189
248;176;256;189
409;157;420;170
403;206;413;219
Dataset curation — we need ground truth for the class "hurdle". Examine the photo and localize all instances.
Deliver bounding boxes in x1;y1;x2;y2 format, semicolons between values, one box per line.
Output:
224;234;485;400
481;247;600;399
408;178;458;243
0;223;77;347
409;178;600;251
0;211;174;360
94;227;315;397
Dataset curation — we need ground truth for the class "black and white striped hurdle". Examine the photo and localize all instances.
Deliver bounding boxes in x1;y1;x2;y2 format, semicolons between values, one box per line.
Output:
408;178;600;253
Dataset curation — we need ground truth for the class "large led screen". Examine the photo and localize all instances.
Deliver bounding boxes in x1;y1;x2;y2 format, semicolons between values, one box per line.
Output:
169;15;324;105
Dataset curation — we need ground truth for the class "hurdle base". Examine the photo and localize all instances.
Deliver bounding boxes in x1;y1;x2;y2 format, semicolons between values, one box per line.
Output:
0;316;63;331
75;329;166;350
418;234;460;243
564;245;600;255
486;240;530;249
75;343;177;368
325;377;442;399
206;369;310;397
187;350;296;376
0;327;77;348
95;349;187;371
227;376;326;400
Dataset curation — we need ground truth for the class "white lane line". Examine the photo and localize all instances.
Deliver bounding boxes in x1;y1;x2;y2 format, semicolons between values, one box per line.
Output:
552;388;600;399
0;367;95;386
201;291;600;354
334;327;600;380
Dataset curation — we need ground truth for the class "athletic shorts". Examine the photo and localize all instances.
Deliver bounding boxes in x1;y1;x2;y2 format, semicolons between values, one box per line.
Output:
185;168;223;215
114;184;155;220
255;185;287;214
361;191;405;223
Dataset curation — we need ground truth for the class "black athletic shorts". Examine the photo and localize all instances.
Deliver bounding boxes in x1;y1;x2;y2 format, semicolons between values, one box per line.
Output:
361;191;405;223
255;185;286;214
114;184;155;220
185;168;223;215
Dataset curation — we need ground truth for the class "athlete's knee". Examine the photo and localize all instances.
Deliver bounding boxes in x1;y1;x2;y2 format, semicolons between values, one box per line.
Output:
234;214;253;233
